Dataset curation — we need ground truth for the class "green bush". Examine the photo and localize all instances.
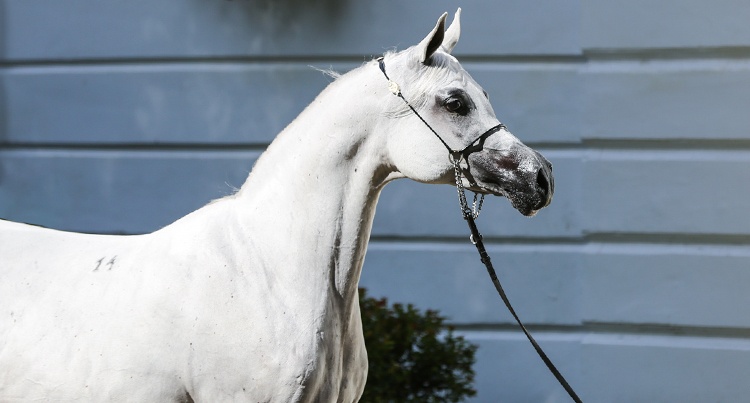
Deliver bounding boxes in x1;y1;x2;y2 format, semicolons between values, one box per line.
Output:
359;288;477;402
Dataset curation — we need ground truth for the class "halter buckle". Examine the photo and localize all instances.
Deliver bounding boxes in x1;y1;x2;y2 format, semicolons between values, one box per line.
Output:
387;81;401;96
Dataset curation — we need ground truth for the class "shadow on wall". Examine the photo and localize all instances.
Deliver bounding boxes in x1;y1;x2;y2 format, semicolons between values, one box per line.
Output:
0;1;7;146
228;0;351;35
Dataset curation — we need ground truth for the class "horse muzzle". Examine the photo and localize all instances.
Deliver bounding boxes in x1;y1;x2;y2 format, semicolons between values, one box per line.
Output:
467;147;554;217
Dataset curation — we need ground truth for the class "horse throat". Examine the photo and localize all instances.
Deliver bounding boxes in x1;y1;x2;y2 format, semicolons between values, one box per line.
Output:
237;65;394;305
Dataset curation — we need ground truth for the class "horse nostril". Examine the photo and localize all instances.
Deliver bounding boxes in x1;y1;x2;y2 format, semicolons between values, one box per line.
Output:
536;168;549;196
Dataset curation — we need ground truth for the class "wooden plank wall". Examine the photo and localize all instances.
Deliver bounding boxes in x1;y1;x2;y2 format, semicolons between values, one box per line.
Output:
2;1;750;401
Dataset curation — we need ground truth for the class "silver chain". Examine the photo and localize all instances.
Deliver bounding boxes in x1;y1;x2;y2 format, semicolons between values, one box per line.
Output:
452;158;484;220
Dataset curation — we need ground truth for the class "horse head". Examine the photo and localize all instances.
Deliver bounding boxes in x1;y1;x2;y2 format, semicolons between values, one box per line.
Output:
381;9;554;216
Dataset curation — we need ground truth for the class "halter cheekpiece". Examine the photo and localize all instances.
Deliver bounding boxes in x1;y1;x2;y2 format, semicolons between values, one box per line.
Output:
376;56;583;403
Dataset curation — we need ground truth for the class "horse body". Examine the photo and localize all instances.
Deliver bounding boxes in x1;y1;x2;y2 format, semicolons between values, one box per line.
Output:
0;10;553;402
0;59;381;402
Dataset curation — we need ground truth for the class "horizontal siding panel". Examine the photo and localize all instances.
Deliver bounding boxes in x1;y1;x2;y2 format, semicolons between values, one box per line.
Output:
1;63;580;145
583;334;750;402
363;242;750;329
361;243;581;325
582;0;750;50
0;150;258;233
583;246;750;328
581;63;750;140
465;330;750;402
469;64;581;144
1;64;333;145
0;150;576;237
373;152;581;238
582;151;750;235
463;331;750;403
1;0;580;61
22;61;750;146
464;331;582;403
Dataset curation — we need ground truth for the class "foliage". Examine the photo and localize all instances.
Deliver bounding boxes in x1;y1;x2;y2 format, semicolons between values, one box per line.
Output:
359;288;477;402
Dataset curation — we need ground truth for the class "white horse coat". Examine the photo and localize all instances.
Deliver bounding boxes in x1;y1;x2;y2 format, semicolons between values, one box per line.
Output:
0;10;553;402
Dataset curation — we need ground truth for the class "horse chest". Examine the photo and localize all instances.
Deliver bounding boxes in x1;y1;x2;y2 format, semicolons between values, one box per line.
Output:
183;277;367;402
191;336;364;402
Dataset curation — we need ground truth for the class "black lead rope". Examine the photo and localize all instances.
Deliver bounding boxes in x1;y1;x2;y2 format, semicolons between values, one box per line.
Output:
462;204;583;403
378;56;583;403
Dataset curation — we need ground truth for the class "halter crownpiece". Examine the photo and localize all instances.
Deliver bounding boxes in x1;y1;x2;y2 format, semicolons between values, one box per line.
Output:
376;56;583;403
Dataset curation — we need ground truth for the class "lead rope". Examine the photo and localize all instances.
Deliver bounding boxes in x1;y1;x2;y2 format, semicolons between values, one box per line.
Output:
453;159;583;403
377;56;582;402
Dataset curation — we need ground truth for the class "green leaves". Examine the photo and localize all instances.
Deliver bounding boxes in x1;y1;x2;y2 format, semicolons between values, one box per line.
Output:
359;288;477;402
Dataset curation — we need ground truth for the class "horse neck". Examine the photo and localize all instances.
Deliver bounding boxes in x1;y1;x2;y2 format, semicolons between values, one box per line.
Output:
235;63;394;302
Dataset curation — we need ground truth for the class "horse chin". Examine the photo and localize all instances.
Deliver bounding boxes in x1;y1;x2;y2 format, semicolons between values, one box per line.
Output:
510;196;541;217
468;183;542;217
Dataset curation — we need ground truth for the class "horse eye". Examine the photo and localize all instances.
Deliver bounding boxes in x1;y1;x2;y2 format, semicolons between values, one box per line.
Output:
444;99;464;113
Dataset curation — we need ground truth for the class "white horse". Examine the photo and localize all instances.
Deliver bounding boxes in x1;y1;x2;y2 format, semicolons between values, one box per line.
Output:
0;9;553;402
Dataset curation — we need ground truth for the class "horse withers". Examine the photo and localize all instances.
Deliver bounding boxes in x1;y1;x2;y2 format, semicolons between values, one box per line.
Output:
0;9;552;402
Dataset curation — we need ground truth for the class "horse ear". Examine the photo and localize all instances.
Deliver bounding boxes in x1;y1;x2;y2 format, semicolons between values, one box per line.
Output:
441;8;461;54
416;12;448;64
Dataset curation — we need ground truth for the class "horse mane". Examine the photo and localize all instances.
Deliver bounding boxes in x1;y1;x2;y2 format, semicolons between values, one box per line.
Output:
310;65;342;80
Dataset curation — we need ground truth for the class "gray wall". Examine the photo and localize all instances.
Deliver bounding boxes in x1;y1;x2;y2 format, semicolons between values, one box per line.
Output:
2;1;750;401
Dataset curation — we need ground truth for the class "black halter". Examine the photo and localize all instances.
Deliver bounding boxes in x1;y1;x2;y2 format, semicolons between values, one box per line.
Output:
377;56;583;403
